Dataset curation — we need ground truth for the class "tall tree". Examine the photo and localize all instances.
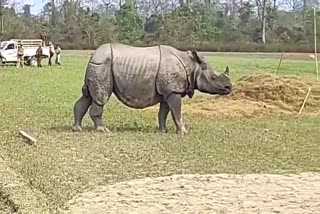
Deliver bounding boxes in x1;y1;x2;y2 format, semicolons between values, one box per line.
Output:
256;0;267;43
0;0;8;35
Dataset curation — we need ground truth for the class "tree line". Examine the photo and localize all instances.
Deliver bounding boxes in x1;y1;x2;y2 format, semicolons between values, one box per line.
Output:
0;0;320;52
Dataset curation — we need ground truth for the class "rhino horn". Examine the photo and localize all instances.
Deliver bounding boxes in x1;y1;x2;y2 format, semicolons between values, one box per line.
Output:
224;66;230;75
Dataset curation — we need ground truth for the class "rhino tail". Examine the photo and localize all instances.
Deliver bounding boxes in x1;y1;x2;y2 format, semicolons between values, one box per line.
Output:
81;82;91;98
81;66;91;98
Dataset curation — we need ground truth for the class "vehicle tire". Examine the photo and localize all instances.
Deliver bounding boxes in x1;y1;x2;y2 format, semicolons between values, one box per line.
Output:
0;57;4;66
29;57;37;67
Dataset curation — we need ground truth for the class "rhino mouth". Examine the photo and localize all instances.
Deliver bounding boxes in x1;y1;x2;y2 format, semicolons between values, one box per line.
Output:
219;86;231;95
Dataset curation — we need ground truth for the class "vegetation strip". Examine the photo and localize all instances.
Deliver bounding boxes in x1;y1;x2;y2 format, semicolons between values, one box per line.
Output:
0;158;50;214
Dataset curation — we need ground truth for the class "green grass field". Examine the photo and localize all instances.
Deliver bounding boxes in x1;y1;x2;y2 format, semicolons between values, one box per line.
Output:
1;51;320;213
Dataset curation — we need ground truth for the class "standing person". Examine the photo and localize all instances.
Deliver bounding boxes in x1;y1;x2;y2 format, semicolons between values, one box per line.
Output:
36;44;43;67
48;41;54;66
55;45;61;65
17;44;24;68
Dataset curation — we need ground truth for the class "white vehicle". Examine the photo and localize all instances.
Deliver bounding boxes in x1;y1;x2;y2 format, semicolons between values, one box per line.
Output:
0;39;51;66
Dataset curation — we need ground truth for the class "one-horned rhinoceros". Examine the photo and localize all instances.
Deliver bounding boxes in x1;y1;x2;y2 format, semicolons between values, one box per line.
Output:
72;43;232;134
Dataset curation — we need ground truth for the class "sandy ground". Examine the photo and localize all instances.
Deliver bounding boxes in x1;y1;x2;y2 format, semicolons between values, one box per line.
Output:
0;200;11;214
61;173;320;214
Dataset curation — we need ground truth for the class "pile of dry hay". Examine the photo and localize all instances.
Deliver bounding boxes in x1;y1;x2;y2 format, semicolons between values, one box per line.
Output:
231;73;320;112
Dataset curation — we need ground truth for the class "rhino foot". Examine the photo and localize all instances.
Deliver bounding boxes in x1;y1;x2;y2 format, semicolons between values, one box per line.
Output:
158;127;167;133
72;125;83;132
177;127;188;135
96;126;111;133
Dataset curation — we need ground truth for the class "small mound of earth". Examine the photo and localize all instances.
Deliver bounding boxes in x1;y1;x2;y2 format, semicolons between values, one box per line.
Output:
231;73;320;112
61;173;320;214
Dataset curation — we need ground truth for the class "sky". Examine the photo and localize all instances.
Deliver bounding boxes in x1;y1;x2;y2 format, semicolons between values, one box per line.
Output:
8;0;44;15
31;0;43;14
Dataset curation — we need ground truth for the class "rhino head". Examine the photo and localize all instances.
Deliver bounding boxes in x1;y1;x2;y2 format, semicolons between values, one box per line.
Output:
188;50;232;96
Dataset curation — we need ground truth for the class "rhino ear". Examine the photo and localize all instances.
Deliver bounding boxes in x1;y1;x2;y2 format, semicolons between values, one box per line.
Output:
188;50;202;64
224;66;230;75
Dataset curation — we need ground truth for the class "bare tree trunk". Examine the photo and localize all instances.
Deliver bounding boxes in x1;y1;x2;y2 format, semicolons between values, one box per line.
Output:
303;0;307;39
205;0;211;9
256;0;267;43
262;14;266;43
230;0;234;17
261;0;266;43
0;0;3;35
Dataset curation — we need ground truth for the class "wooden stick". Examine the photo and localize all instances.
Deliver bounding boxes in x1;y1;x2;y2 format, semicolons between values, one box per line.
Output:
314;8;319;81
276;52;284;75
299;87;312;114
19;130;37;144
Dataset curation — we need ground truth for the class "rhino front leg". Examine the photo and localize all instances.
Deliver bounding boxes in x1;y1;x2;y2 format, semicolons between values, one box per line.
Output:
166;93;188;134
158;102;169;133
89;101;111;133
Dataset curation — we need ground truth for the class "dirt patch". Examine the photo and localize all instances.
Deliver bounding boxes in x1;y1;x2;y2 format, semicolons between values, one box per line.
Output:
61;173;320;214
279;52;318;60
146;74;320;118
184;98;288;118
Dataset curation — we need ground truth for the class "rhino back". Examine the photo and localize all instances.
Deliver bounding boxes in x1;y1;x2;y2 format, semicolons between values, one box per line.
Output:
111;43;161;108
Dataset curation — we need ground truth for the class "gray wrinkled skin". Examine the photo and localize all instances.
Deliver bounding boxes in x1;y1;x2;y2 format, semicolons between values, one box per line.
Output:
72;43;232;134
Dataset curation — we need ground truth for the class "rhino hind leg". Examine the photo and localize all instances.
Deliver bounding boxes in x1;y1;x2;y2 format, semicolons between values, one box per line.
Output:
89;100;111;133
87;76;113;133
158;102;170;133
72;93;92;132
165;93;188;134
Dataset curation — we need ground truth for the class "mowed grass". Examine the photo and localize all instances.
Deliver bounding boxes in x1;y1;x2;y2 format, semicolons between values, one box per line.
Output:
0;51;320;212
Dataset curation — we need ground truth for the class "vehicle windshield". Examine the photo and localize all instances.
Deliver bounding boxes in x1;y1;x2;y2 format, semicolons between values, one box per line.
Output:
0;42;7;50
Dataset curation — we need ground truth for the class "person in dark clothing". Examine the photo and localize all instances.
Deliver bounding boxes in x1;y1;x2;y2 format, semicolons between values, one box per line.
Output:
36;44;43;67
17;44;24;68
55;45;61;65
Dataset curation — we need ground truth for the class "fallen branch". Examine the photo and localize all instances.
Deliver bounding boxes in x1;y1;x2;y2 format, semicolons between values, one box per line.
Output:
298;87;312;114
19;130;37;145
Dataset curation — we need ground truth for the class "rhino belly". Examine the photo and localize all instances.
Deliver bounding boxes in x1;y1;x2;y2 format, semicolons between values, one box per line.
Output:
112;45;161;108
